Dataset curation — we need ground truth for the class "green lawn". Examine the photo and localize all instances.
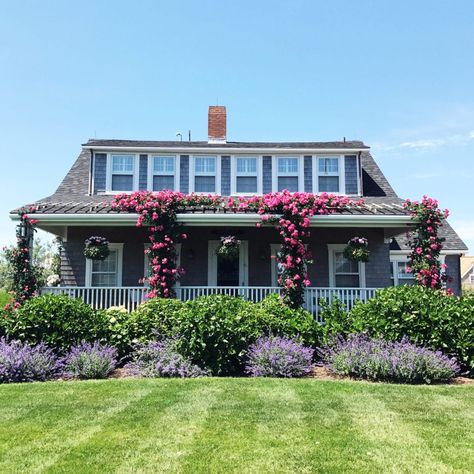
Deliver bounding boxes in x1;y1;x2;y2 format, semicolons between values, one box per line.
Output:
0;378;472;473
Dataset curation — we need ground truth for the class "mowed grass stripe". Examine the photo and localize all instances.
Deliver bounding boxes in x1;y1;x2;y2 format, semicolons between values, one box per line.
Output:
45;380;222;473
293;380;383;473
180;379;353;474
377;386;474;473
339;383;451;473
182;379;364;473
0;380;154;473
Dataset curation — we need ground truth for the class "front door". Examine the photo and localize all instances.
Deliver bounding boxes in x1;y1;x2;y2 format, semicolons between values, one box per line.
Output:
208;240;249;286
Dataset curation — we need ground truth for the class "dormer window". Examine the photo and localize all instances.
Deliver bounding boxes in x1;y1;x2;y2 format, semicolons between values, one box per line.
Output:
191;156;218;193
317;157;340;193
232;156;261;195
276;156;300;192
151;155;177;191
109;154;137;192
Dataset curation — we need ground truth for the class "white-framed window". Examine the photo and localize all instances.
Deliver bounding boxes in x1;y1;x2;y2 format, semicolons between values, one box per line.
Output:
149;155;179;191
274;156;301;192
85;243;123;287
314;156;345;193
390;252;446;286
390;258;416;286
107;154;138;192
231;156;262;195
191;156;220;193
470;273;474;284
328;244;365;288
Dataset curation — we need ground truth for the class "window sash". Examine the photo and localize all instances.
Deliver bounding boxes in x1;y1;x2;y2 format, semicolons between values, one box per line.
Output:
277;157;299;175
153;175;175;191
90;250;118;287
111;175;134;191
153;156;175;173
318;157;339;175
318;176;339;193
334;251;359;275
236;157;257;175
236;176;258;193
111;155;135;174
195;175;216;193
195;156;216;175
277;176;299;192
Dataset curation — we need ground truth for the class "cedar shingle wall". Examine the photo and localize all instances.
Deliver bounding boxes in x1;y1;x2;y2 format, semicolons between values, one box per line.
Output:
61;226;390;288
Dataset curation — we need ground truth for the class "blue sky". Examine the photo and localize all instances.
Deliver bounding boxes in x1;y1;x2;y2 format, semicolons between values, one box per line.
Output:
0;0;473;252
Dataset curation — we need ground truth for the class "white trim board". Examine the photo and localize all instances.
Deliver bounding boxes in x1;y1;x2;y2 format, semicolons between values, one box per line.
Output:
22;213;415;228
85;145;369;154
85;243;124;287
327;243;366;288
207;240;248;286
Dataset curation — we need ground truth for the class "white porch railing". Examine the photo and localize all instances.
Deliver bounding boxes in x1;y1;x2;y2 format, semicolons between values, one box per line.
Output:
41;286;379;320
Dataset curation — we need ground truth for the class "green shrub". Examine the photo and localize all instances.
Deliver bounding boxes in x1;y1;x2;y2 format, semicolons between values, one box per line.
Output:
256;294;320;347
161;295;258;375
127;298;184;343
318;297;352;345
348;286;474;372
129;294;319;376
101;306;133;358
3;294;108;352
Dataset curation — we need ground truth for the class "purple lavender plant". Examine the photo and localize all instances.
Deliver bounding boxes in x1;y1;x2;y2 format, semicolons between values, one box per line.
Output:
245;335;314;377
62;341;117;379
124;337;208;378
0;337;62;383
319;334;460;383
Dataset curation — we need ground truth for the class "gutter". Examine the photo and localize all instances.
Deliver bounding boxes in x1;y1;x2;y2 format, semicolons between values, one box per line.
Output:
9;212;413;228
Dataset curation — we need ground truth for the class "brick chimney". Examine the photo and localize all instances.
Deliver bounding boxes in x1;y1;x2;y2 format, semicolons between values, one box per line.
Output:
208;106;226;144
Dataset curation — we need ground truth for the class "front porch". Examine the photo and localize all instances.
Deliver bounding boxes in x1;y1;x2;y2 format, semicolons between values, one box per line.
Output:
41;286;379;320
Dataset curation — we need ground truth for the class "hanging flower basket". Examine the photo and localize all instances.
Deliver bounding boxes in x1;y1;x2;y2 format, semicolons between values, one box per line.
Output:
343;237;369;262
216;235;241;259
84;236;110;261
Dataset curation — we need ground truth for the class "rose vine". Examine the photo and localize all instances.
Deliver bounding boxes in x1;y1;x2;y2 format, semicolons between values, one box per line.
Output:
112;191;361;307
4;210;39;310
404;196;449;290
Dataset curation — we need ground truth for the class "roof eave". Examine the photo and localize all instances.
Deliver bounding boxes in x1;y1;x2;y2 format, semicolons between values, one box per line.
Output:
10;212;412;228
82;145;369;154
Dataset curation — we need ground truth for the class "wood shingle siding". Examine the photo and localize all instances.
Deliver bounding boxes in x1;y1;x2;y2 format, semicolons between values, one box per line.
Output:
93;153;106;194
179;155;189;193
139;154;148;190
344;155;359;195
304;156;312;192
220;156;231;195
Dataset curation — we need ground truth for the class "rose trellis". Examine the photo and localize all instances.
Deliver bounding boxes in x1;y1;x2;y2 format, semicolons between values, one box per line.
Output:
4;209;39;311
111;190;362;307
404;196;449;290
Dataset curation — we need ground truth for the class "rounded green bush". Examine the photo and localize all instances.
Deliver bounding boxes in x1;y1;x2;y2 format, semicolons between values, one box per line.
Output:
127;297;185;343
4;294;108;352
346;286;473;372
256;294;320;347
